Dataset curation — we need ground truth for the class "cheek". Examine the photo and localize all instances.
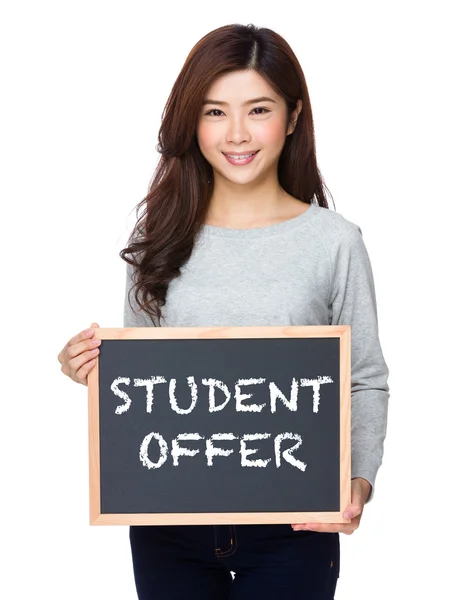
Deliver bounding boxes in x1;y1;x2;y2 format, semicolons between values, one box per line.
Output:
196;123;217;156
257;119;288;149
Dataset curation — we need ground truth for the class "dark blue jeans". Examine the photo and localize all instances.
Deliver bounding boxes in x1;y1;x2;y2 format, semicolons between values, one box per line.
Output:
130;524;340;599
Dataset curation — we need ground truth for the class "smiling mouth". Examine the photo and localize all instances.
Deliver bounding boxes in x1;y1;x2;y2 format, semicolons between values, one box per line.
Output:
222;150;259;160
222;151;260;163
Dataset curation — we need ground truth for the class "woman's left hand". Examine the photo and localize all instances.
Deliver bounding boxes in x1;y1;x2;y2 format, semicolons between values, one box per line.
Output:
291;477;372;535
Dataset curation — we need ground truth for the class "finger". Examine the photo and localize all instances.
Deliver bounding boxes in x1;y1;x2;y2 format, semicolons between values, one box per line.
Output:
58;327;98;364
74;356;97;385
292;522;357;535
68;326;98;348
344;505;362;520
343;496;364;520
293;513;363;531
68;348;100;381
343;484;366;520
66;336;101;362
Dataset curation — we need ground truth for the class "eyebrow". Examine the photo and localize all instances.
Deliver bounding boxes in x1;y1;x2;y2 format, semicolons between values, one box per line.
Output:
202;96;277;106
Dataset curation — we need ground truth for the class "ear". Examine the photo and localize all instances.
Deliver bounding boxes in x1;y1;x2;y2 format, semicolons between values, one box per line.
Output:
287;99;303;136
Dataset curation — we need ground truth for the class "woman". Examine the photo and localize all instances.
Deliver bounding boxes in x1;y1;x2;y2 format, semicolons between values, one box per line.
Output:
58;23;390;599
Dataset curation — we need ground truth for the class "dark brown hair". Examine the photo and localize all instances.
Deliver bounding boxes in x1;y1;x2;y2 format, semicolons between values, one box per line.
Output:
120;23;334;322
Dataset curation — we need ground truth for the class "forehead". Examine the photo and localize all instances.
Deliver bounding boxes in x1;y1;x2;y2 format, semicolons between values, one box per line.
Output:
204;70;281;103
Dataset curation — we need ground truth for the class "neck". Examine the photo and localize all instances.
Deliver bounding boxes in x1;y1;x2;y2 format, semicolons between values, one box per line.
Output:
206;173;293;228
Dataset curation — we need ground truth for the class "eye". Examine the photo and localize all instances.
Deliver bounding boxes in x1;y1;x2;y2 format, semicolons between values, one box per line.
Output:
251;107;270;115
205;109;224;117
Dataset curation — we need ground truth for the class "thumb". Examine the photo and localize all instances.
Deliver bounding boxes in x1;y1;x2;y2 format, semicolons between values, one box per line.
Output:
343;482;365;520
90;322;100;329
343;503;362;520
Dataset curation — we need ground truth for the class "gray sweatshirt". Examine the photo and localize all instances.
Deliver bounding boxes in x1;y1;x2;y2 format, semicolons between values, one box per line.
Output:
123;201;390;502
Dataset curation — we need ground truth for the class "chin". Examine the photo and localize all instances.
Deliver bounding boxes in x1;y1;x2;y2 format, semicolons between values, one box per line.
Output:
220;174;261;187
213;165;266;186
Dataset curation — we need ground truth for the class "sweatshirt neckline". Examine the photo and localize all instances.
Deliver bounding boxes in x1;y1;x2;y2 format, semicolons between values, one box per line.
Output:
200;201;318;239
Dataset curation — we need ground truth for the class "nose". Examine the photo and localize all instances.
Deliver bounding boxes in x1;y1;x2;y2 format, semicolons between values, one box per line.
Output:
225;115;251;145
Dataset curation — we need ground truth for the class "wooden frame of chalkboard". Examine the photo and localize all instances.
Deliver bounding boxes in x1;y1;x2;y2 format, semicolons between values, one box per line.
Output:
88;325;351;526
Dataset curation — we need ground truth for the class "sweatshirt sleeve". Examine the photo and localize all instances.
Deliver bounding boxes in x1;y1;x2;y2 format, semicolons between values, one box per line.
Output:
329;227;390;503
123;261;156;327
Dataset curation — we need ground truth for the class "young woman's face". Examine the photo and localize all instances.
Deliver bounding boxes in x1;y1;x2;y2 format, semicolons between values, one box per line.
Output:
196;69;299;187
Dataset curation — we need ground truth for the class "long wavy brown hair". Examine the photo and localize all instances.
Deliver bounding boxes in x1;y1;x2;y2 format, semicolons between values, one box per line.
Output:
120;23;334;323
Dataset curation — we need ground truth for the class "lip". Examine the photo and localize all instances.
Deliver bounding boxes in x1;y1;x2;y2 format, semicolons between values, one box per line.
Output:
222;150;260;166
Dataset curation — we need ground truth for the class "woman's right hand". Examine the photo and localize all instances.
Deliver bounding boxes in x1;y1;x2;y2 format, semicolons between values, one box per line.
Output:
58;322;101;386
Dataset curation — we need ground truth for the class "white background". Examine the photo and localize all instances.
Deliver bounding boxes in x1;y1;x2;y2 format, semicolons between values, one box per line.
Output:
1;1;458;598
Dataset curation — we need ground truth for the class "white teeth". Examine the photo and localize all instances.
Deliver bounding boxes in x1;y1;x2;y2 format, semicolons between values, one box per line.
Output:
226;153;255;159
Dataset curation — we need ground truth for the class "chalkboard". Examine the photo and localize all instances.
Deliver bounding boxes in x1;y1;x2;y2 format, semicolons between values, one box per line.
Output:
87;326;350;525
